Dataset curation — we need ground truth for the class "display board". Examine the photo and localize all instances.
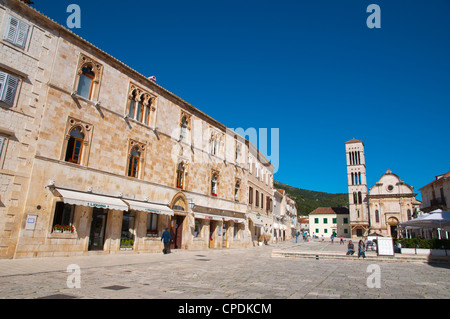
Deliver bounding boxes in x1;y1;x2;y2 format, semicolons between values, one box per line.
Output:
377;237;394;256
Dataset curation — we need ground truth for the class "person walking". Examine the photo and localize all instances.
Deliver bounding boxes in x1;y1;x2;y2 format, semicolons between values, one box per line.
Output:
340;236;344;245
346;240;355;255
161;227;172;254
330;235;334;244
295;231;299;243
358;240;366;259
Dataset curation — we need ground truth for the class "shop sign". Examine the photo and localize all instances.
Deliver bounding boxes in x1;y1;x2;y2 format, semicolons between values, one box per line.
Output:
87;202;109;209
145;208;161;213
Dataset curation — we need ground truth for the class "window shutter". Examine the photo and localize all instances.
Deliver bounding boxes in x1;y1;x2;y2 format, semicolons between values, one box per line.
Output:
4;15;29;49
16;20;30;49
0;72;6;99
1;74;19;106
4;16;18;43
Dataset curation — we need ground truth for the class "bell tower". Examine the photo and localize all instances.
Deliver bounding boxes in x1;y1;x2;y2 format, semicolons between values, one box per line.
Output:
345;138;369;238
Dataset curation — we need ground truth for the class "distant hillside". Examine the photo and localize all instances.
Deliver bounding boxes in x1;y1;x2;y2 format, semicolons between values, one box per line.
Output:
274;181;349;216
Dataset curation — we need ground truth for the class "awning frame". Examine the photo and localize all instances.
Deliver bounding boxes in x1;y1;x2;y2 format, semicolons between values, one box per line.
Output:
54;187;128;211
122;199;174;216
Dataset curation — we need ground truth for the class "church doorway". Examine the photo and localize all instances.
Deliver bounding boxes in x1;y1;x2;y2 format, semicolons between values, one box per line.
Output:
390;225;398;238
387;217;399;238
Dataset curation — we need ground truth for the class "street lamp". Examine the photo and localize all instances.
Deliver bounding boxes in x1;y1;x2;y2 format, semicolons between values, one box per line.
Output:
188;198;195;210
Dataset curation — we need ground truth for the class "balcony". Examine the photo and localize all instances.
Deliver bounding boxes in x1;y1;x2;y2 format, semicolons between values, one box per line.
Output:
430;198;446;206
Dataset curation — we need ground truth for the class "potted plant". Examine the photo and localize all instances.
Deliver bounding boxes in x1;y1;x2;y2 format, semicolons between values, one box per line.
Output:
53;224;63;233
63;224;75;233
120;238;134;251
53;224;74;233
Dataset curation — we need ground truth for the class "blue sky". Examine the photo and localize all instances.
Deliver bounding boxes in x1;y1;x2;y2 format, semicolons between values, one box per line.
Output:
32;0;450;196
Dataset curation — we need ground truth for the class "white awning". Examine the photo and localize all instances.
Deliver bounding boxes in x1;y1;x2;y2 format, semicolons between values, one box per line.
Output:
194;212;223;221
55;188;128;211
248;215;264;227
223;216;246;223
273;223;280;229
123;199;174;216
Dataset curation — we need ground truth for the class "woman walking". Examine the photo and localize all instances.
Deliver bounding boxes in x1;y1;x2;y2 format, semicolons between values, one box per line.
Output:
358;240;366;259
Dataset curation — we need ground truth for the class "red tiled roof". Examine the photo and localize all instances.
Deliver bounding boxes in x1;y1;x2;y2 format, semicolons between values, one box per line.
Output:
309;207;349;215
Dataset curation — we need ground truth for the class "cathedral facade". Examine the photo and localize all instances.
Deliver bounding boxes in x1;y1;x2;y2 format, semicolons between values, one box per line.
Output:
345;139;421;238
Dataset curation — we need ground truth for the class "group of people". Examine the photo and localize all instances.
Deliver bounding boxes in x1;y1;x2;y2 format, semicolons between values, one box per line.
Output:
346;239;366;259
295;231;309;243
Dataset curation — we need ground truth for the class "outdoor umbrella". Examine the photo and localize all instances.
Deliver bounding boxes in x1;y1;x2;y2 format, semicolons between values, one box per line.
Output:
401;209;450;239
399;213;432;228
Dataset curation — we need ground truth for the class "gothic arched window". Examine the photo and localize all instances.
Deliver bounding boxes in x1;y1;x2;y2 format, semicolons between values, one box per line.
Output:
65;126;84;164
126;86;154;126
211;173;218;196
180;116;188;141
128;147;140;178
176;162;185;189
234;181;240;202
77;66;95;99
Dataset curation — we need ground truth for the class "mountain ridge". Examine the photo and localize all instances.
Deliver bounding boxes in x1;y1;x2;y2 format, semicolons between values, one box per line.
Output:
274;180;349;216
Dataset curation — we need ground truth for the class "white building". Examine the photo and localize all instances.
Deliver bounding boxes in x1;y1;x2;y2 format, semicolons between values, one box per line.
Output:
273;189;298;241
309;207;350;239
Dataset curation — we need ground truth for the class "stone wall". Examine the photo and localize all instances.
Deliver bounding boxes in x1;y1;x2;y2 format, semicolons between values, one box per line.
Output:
0;0;274;258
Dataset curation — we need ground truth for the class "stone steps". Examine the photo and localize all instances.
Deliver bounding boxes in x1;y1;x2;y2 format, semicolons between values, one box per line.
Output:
271;250;450;264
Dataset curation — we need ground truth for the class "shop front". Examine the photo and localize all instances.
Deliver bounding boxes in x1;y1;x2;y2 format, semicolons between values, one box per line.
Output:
248;212;273;245
193;206;246;249
121;198;174;252
49;187;174;255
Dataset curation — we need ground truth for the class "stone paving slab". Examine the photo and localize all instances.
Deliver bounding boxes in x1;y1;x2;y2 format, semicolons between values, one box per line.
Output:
0;240;449;299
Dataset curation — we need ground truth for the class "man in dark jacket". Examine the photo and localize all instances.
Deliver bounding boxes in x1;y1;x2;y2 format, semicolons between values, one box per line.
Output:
161;228;172;254
347;240;355;255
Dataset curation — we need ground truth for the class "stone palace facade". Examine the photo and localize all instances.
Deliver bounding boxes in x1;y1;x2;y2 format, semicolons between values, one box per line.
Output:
0;0;276;258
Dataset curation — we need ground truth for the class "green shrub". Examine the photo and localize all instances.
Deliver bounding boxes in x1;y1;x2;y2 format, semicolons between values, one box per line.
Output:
394;238;450;249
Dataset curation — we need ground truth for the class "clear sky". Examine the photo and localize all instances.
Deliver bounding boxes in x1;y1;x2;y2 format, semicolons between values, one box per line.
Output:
31;0;450;196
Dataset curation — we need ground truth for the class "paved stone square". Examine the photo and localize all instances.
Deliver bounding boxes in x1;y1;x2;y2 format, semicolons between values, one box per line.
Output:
0;240;449;299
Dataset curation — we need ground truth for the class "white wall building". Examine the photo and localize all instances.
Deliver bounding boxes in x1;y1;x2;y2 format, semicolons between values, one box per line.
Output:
309;207;350;239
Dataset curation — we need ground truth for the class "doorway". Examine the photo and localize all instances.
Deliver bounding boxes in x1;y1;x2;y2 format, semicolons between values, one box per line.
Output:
222;221;229;248
209;221;216;248
170;215;184;249
120;211;136;251
390;225;398;238
89;208;108;251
